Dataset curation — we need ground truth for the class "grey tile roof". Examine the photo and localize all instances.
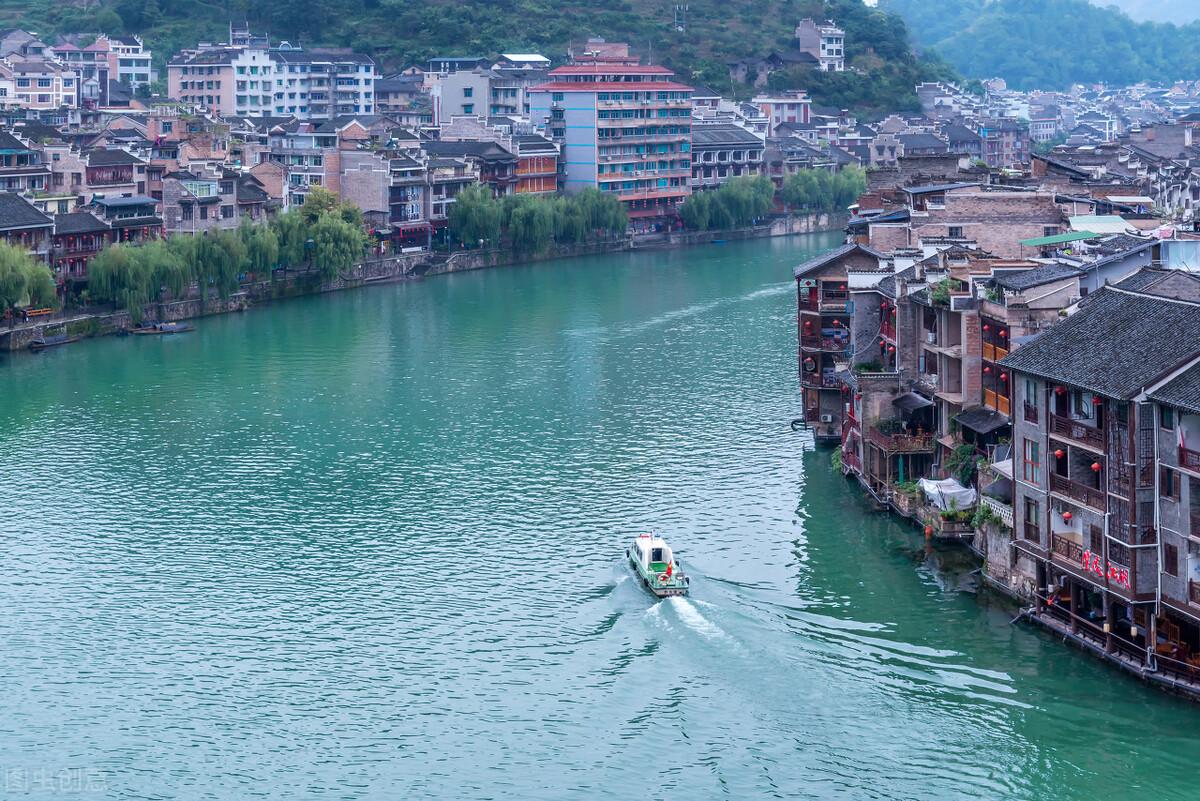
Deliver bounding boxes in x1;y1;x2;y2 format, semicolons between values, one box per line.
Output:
1148;362;1200;414
0;191;51;230
86;148;144;166
998;288;1200;398
54;212;109;235
992;262;1084;291
691;123;764;147
792;243;884;279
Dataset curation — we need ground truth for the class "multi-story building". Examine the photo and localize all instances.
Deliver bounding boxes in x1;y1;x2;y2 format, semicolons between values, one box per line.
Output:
0;191;52;262
161;166;239;234
388;152;428;248
110;36;155;88
88;194;162;243
752;91;812;137
425;156;478;239
51;210;111;287
0;130;49;193
795;18;845;72
512;134;558;195
422;139;517;198
996;286;1200;696
7;56;78;110
794;243;885;442
690;123;765;191
528;45;693;231
168;46;276;117
268;46;375;119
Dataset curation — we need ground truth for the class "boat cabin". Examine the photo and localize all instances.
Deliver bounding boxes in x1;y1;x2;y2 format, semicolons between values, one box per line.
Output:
631;534;674;573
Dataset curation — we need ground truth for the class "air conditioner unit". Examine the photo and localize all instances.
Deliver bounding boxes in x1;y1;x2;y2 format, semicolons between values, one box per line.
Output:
819;414;834;424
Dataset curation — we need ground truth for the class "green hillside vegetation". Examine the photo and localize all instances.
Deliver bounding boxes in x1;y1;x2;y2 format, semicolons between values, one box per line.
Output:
884;0;1200;88
20;0;951;114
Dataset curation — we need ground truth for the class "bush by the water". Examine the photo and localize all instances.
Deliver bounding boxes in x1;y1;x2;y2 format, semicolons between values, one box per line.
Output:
448;185;627;253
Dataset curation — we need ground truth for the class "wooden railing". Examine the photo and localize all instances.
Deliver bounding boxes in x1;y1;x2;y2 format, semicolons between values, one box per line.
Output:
800;334;849;352
1049;413;1105;449
982;342;1009;361
983;389;1011;416
1052;532;1084;564
819;291;848;311
1050;473;1106;511
866;427;935;453
1180;446;1200;473
1023;402;1038;424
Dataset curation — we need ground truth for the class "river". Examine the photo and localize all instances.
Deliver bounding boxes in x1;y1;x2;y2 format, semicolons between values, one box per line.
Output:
1;232;1197;800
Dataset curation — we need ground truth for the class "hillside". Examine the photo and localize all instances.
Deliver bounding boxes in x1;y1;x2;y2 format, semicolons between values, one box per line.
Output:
17;0;952;114
1092;0;1200;24
885;0;1200;88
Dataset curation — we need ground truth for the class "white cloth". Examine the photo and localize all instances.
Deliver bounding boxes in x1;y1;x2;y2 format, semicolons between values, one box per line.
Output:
918;477;977;511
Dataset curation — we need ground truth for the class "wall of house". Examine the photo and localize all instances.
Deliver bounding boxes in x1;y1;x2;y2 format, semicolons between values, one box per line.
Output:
338;151;389;215
920;193;1062;259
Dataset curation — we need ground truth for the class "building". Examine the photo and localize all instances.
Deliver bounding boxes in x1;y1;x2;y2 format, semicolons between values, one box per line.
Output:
690;123;765;191
88;194;162;243
794;243;885;441
268;45;376;119
997;287;1200;696
422;139;517;197
426;155;479;240
512;134;558;195
51;210;111;287
794;18;845;72
0;130;50;193
0;190;52;261
752;92;812;137
168;46;276;117
528;45;693;231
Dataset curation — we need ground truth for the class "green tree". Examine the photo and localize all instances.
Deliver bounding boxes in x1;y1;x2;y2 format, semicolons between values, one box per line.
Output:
0;242;56;312
448;184;501;247
310;214;366;280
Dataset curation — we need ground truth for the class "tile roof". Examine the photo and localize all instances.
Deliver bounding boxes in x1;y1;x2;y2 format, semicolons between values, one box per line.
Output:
992;262;1085;291
1148;362;1200;414
999;288;1200;398
53;211;110;235
86;148;144;166
792;243;884;279
690;123;764;147
0;191;52;230
0;131;30;150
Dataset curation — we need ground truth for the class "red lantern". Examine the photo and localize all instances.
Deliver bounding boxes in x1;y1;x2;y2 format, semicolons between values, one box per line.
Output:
1054;449;1064;459
1062;511;1073;522
982;323;990;331
1092;396;1103;405
804;319;813;328
855;393;863;401
999;329;1007;337
924;525;934;536
888;345;896;353
1000;372;1008;381
1055;386;1066;395
983;366;991;374
1091;462;1101;472
881;302;887;309
832;319;841;327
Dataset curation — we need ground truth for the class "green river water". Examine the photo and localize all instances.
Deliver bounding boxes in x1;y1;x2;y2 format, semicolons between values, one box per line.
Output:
1;232;1197;800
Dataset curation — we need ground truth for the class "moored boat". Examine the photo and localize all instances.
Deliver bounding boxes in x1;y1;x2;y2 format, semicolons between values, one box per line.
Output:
627;533;689;597
29;333;79;351
130;322;195;335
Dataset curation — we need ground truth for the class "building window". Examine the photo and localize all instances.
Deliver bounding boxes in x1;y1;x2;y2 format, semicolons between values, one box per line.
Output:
1023;498;1040;541
948;226;963;239
463;87;473;98
1162;406;1175;430
1043;226;1058;237
1161;466;1180;500
1088;525;1103;555
1165;543;1180;577
1022;439;1040;483
462;104;473;115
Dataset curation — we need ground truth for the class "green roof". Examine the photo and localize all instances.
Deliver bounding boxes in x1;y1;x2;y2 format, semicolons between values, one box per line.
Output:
1019;231;1100;247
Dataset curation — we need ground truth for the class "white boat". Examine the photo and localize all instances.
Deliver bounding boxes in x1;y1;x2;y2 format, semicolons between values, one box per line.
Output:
627;533;689;598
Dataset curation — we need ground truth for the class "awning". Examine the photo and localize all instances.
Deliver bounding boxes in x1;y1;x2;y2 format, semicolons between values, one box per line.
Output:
918;477;976;511
991;457;1013;480
1019;231;1099;247
983;477;1013;504
892;392;933;414
953;406;1010;435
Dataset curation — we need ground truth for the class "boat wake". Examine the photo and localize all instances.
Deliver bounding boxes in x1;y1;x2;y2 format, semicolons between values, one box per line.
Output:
666;596;728;642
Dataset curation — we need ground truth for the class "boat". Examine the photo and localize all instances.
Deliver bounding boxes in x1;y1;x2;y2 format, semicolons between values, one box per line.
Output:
627;533;689;597
28;332;79;351
130;322;195;336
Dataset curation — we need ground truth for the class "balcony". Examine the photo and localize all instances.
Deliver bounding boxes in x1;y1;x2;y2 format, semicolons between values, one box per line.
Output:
981;495;1014;528
1181;446;1200;474
866;427;935;453
1050;472;1106;511
1051;532;1084;564
880;319;896;340
983;389;1011;417
800;334;849;353
818;290;848;312
1049;413;1105;451
982;342;1009;361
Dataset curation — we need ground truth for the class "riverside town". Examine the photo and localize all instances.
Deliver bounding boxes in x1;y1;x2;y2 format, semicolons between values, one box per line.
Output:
6;1;1200;798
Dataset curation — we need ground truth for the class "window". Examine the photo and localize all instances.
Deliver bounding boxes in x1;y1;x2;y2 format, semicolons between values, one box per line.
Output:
1166;543;1180;577
463;87;473;98
1162;406;1175;430
199;206;208;220
1043;226;1059;237
221;206;233;219
462;104;473;115
1088;525;1103;555
948;226;963;238
1161;466;1180;500
1024;498;1040;541
1024;378;1037;406
1023;439;1041;483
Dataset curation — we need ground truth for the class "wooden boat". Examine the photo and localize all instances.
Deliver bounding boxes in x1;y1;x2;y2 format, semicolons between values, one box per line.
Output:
29;333;79;351
627;533;689;598
130;322;195;336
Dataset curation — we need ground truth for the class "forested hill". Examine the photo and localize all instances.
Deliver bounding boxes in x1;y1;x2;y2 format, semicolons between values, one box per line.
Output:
884;0;1200;89
23;0;952;113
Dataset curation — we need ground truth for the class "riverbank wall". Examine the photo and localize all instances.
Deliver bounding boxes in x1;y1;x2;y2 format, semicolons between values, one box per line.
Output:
1;212;839;353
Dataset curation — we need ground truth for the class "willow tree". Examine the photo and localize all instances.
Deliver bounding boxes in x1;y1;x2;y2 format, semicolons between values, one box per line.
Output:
448;183;501;246
0;241;55;312
270;211;309;269
310;213;366;281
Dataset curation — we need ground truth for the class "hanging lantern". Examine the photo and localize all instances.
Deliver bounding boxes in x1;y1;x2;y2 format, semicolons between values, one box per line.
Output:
888;345;896;353
832;319;841;327
1054;449;1064;459
1092;395;1103;405
803;357;816;372
982;323;990;331
881;302;888;309
1091;462;1101;472
924;525;934;536
1062;511;1073;522
1055;386;1066;395
804;319;813;328
983;366;991;374
999;329;1007;338
1000;372;1008;382
855;393;863;401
